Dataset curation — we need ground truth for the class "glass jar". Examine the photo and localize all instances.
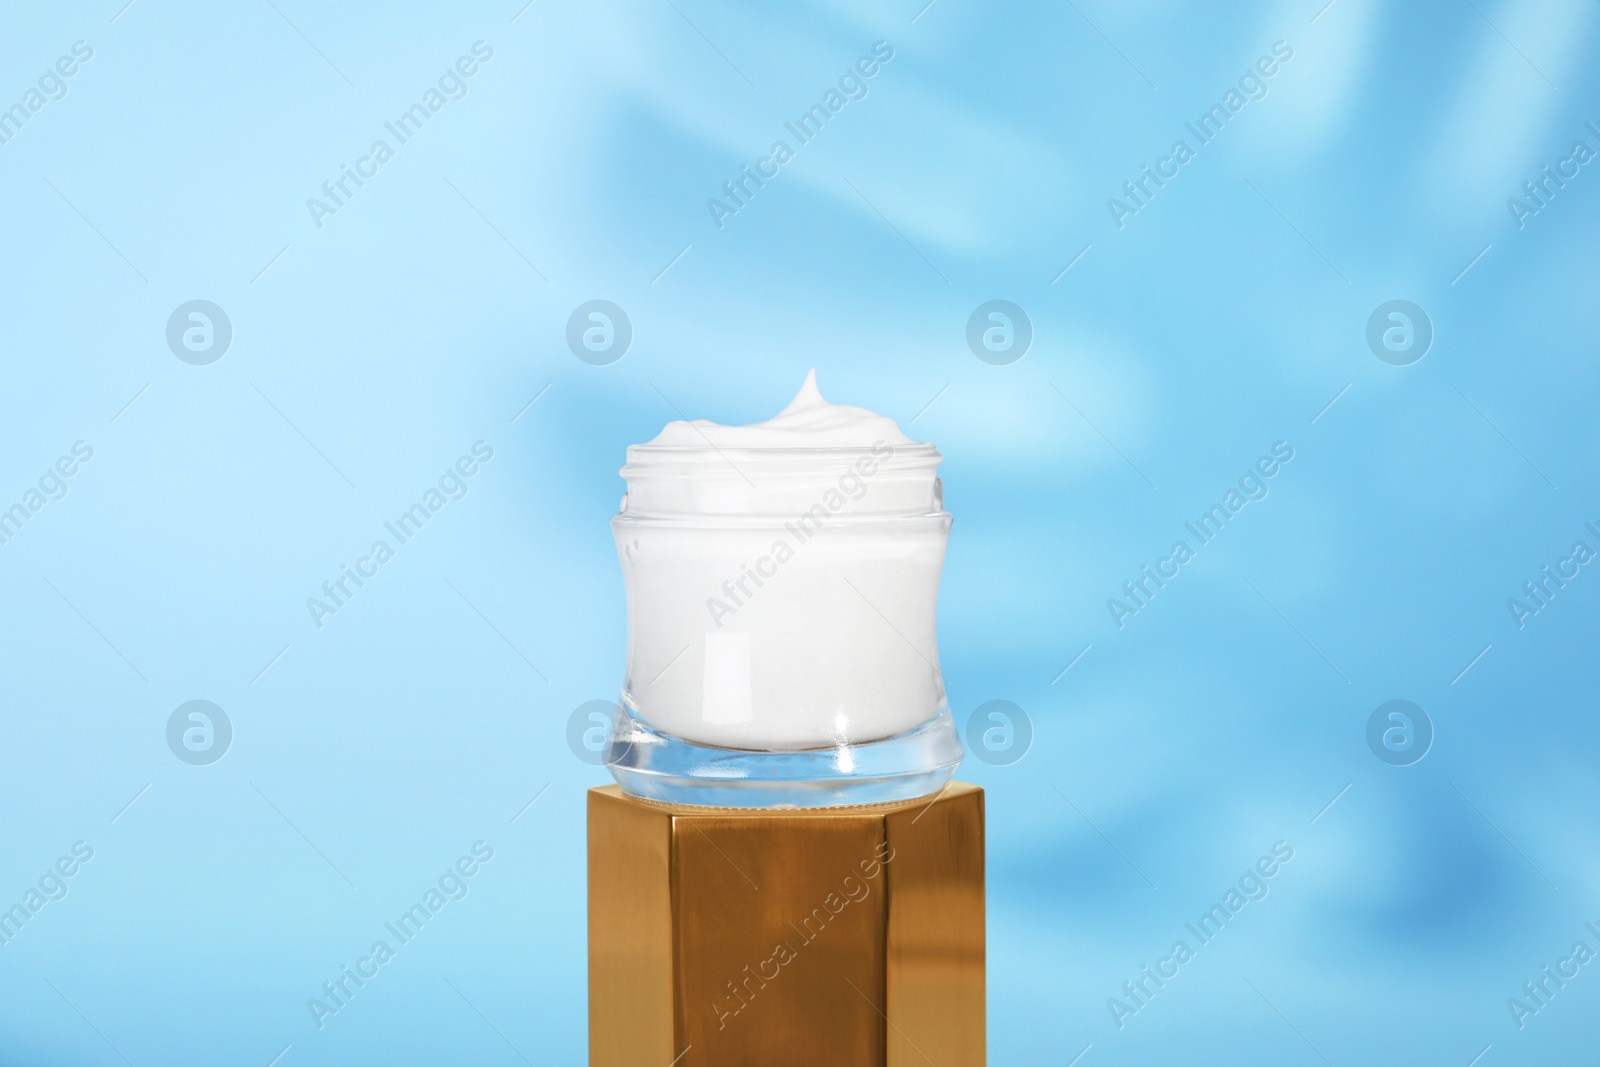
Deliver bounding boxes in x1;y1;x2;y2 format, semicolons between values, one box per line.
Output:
605;438;962;806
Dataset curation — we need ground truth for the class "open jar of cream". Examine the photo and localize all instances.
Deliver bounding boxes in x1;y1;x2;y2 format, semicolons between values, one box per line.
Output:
605;371;963;807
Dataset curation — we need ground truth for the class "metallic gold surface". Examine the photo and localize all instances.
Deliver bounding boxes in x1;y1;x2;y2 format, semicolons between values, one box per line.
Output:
588;783;984;1067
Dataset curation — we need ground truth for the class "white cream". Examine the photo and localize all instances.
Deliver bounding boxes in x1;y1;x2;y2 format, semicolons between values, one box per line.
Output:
613;371;951;750
644;369;913;449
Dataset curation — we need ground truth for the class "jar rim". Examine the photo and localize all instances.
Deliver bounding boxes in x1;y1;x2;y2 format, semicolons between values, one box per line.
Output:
624;440;939;457
621;440;940;476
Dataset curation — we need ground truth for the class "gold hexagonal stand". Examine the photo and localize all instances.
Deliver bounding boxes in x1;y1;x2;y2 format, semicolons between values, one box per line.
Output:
588;783;985;1066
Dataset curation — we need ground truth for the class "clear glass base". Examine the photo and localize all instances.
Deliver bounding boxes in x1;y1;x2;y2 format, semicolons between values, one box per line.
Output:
604;703;964;808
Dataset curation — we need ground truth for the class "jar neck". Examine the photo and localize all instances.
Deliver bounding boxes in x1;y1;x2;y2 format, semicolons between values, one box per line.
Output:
617;442;944;520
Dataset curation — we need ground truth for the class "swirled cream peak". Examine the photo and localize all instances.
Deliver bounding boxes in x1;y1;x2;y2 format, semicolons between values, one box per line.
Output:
643;369;915;448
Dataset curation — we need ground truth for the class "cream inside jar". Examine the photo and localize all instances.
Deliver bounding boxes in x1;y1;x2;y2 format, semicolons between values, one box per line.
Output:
613;371;952;751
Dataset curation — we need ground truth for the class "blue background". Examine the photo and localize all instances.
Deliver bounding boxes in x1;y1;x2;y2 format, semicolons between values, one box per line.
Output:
2;0;1597;1063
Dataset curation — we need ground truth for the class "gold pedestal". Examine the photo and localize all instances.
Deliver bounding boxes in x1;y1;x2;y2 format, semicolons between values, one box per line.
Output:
588;783;985;1066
